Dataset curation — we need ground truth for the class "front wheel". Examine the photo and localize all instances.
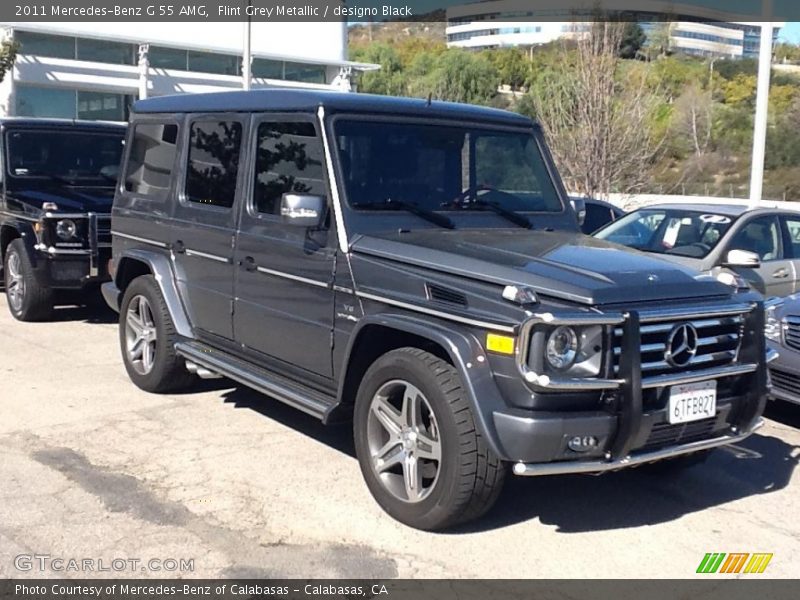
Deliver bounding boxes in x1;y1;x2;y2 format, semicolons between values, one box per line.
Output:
354;347;506;530
4;239;53;321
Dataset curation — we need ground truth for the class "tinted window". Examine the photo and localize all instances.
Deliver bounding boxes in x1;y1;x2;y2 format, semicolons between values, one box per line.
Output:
185;120;242;209
6;130;123;184
253;121;326;216
124;123;179;197
583;203;613;233
16;31;75;60
334;120;561;213
77;38;135;65
728;216;782;261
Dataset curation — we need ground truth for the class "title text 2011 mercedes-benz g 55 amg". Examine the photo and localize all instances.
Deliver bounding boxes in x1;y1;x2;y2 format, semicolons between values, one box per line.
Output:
103;90;767;530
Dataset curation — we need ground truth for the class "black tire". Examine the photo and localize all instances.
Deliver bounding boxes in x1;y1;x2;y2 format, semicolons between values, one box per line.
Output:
4;238;53;321
119;275;196;393
354;347;506;530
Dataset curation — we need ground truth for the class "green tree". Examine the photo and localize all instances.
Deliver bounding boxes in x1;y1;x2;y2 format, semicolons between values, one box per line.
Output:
619;23;646;59
485;47;529;90
409;49;499;105
350;43;407;96
0;39;19;84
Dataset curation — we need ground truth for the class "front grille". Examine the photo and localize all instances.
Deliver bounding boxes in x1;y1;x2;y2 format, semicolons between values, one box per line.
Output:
784;316;800;351
640;418;717;451
613;313;744;378
770;368;800;397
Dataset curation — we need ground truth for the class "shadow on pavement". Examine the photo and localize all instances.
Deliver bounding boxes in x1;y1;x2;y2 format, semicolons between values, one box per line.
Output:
215;384;799;534
765;399;800;429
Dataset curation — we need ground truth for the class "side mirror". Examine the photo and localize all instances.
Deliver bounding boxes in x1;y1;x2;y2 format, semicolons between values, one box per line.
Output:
280;193;326;228
570;197;586;227
724;249;761;268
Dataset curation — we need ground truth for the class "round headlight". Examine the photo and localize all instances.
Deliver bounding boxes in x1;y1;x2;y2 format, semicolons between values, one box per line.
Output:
546;326;579;370
56;219;77;241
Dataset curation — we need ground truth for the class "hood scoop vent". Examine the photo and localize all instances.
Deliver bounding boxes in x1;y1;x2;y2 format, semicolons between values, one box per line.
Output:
426;284;468;307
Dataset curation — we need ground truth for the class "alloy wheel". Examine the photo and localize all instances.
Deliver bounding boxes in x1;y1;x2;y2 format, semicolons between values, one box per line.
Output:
125;295;158;375
366;379;442;503
6;251;25;312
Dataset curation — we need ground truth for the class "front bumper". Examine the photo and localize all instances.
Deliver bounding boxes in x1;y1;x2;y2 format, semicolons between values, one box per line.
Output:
511;418;763;476
490;301;768;474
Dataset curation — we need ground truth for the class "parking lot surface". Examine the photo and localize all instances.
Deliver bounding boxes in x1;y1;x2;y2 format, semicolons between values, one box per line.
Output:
0;295;798;578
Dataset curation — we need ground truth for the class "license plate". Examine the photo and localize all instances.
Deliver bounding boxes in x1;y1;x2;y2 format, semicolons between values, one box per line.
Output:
668;380;717;424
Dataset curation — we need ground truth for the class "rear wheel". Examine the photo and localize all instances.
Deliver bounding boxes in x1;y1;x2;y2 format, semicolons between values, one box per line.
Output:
4;239;53;321
119;275;195;393
354;347;506;530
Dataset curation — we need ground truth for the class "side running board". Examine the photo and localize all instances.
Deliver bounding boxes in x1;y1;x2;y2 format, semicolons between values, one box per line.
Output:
175;341;337;421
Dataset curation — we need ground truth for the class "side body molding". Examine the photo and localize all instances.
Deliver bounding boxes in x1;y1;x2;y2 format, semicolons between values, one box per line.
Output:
113;248;194;339
338;313;509;459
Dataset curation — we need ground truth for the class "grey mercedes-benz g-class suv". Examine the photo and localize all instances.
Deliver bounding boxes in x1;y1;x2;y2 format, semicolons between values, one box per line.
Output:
103;89;768;530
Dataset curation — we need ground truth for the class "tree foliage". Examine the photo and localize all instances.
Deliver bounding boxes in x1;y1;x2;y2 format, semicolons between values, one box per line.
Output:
0;39;19;84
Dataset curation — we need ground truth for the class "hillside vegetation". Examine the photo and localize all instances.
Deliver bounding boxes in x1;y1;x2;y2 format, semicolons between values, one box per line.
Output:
349;22;800;200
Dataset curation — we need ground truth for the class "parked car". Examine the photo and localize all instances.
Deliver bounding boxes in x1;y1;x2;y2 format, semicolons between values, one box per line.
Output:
594;203;800;296
0;118;126;321
765;296;800;406
577;197;625;234
103;90;768;530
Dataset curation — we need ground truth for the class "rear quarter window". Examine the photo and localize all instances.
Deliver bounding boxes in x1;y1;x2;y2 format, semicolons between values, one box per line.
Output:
123;122;179;198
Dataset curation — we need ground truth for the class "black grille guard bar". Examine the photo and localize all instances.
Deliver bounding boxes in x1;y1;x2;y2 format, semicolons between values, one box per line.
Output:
515;301;768;463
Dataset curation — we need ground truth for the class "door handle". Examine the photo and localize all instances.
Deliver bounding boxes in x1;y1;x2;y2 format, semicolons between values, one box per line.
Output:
172;240;185;254
239;256;257;272
772;268;789;279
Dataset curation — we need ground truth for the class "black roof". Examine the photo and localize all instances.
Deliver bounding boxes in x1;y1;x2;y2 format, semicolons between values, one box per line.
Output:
0;117;125;131
133;89;534;127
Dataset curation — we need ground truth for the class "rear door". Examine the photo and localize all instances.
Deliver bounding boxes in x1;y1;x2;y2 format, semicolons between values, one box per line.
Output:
232;114;336;377
726;214;794;297
170;115;246;341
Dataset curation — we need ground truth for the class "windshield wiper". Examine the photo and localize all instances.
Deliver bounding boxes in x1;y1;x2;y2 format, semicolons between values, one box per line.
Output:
354;198;455;230
466;198;532;229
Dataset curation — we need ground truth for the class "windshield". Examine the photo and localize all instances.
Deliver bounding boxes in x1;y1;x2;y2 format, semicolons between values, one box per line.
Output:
595;208;737;258
333;119;563;214
6;129;124;185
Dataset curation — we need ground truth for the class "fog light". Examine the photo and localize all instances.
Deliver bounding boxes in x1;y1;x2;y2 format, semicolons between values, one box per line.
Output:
568;436;598;452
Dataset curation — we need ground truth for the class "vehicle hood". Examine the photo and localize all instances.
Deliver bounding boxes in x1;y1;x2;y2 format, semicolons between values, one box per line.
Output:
6;187;115;214
351;229;731;306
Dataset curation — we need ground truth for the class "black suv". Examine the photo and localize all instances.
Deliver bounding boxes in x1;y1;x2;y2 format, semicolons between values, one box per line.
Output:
0;118;125;320
103;90;768;530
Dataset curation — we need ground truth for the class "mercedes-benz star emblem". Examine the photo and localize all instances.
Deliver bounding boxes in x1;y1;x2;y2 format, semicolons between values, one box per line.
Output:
665;323;699;367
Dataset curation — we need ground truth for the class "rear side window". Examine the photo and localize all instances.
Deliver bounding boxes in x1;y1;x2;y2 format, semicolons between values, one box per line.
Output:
124;123;178;197
253;121;326;216
185;120;242;209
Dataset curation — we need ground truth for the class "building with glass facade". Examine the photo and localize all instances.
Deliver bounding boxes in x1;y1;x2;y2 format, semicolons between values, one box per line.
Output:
0;22;378;121
446;1;782;58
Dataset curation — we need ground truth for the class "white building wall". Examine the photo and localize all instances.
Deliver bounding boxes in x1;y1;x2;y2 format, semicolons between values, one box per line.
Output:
0;21;368;118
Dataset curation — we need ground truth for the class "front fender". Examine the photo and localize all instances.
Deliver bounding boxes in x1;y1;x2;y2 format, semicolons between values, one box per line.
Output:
340;313;510;460
113;248;193;338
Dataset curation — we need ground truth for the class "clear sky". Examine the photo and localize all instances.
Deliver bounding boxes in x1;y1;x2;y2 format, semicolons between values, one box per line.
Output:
779;22;800;42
